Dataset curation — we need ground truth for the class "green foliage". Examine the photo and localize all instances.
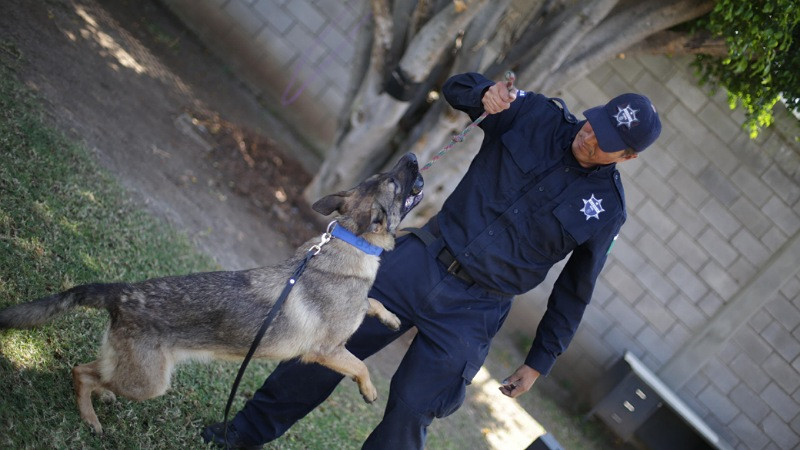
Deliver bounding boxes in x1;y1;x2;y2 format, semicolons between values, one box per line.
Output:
693;0;800;138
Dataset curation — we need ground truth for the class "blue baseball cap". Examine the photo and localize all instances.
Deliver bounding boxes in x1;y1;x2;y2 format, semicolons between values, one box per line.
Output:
583;93;661;153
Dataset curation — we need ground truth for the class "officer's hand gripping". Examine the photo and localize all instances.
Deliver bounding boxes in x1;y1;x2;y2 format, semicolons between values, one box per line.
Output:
482;71;517;114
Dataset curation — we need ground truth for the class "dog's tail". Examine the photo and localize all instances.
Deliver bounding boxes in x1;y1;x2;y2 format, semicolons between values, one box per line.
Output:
0;283;125;329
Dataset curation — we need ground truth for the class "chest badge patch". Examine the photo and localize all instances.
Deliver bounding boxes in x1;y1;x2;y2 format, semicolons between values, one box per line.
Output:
581;194;605;220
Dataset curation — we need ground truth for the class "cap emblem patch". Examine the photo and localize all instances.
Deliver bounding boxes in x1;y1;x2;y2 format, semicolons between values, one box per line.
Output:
581;194;605;220
614;104;639;129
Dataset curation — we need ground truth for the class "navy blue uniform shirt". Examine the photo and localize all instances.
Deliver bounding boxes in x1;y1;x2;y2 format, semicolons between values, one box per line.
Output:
439;73;626;375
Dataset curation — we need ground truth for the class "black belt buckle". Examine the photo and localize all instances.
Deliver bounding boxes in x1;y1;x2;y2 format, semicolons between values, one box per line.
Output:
438;247;475;285
437;247;509;297
447;259;460;274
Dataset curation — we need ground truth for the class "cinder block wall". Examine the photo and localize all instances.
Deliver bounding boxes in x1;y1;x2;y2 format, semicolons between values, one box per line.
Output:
511;55;800;449
161;0;368;153
161;2;800;448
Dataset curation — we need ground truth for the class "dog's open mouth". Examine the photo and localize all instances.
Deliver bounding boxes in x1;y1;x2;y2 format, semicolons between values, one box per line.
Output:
402;173;424;217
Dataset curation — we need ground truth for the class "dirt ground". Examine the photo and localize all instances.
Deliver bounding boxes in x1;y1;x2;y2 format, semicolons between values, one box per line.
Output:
1;1;614;448
1;0;326;272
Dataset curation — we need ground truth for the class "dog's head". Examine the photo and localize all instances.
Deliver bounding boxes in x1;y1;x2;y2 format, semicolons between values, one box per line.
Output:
312;153;424;240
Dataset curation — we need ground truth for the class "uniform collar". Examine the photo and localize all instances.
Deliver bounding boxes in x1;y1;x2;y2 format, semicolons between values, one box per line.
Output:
563;145;617;175
565;121;617;175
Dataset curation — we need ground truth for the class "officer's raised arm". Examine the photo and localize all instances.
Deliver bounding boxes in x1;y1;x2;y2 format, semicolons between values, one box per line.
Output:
442;72;523;136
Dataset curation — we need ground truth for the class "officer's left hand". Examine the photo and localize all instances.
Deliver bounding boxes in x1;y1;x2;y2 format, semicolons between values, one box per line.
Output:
498;364;540;398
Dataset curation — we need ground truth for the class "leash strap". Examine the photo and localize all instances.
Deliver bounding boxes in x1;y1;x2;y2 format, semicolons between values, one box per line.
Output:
222;249;315;448
420;112;487;172
420;71;516;172
401;226;436;246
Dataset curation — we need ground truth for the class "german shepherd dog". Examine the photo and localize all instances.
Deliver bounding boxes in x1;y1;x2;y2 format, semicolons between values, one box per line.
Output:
0;153;424;434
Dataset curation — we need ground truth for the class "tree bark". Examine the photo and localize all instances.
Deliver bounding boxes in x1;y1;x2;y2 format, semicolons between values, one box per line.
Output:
304;0;720;219
627;30;727;57
397;0;521;226
517;0;620;90
304;0;490;201
541;0;715;92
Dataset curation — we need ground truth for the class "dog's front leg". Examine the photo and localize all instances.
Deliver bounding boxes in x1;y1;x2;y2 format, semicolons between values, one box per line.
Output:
366;297;401;330
305;348;378;403
72;361;104;434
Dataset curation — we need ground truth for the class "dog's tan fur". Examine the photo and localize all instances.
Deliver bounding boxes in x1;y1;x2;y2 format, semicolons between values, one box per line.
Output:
0;153;423;434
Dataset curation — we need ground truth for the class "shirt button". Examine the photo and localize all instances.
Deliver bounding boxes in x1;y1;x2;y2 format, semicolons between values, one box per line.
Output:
565;167;570;172
513;208;519;214
488;230;494;236
538;186;544;192
464;252;470;258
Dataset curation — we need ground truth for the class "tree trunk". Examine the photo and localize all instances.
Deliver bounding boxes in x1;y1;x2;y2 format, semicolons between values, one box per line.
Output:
398;0;521;226
542;0;715;92
518;0;620;90
304;0;490;202
627;30;727;57
304;0;720;221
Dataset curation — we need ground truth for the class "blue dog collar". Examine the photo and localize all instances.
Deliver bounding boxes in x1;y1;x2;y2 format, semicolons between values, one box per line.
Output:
330;222;384;256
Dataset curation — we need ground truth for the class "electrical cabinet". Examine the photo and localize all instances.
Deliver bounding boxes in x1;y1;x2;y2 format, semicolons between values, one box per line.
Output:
589;352;731;450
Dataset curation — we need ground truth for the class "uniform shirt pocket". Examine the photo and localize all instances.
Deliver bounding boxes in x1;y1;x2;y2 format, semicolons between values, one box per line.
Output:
501;129;538;174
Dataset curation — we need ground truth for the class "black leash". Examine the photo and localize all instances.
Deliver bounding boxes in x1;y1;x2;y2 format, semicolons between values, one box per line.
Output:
221;224;334;448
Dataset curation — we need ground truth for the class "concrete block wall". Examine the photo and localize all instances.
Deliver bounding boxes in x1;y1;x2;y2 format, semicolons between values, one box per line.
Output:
508;54;800;449
159;3;800;448
161;0;369;152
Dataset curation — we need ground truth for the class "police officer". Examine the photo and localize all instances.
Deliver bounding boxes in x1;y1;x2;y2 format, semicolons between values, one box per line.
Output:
202;72;662;449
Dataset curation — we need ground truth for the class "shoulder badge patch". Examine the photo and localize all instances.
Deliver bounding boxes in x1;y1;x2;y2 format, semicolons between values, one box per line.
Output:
581;194;605;220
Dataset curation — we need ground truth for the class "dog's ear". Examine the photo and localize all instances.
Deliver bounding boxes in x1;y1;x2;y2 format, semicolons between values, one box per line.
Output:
312;191;351;216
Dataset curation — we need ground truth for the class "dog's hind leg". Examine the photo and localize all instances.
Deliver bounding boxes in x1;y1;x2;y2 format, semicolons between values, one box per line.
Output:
367;297;401;330
100;338;173;403
72;361;105;434
305;347;378;403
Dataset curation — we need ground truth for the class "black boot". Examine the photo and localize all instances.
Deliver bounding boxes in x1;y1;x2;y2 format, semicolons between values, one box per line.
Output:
201;422;263;449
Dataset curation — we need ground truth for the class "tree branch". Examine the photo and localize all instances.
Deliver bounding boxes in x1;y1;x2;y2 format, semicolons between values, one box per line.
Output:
398;0;491;81
453;0;514;73
346;0;392;131
485;0;573;77
541;0;714;92
517;0;621;89
385;0;420;74
626;30;727;57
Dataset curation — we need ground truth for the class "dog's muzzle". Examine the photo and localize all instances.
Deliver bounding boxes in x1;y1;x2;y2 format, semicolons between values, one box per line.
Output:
402;170;424;217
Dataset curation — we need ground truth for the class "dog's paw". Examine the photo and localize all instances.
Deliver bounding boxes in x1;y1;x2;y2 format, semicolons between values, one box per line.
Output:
88;421;104;435
360;383;378;404
380;312;401;331
98;390;117;403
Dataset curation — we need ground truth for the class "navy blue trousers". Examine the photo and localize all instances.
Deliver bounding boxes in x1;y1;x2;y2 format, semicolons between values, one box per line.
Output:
231;226;513;449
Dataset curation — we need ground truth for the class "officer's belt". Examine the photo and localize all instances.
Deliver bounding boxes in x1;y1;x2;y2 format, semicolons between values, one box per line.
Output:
403;218;510;297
